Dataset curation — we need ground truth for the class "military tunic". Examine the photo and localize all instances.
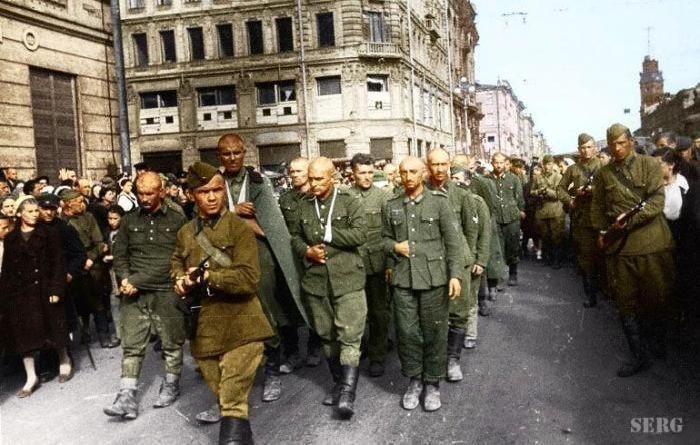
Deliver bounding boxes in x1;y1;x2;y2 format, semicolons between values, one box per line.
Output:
488;171;524;265
532;171;566;246
278;188;307;231
590;152;675;316
348;184;391;363
112;205;187;379
171;209;273;418
289;187;368;366
382;189;465;382
469;174;506;281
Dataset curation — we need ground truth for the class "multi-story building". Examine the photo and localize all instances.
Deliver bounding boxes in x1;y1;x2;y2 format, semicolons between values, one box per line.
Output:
119;0;479;172
0;0;119;179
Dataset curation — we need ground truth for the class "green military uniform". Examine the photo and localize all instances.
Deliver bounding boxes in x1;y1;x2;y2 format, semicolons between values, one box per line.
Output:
112;205;187;380
558;152;603;301
590;150;674;317
382;189;465;383
469;173;506;292
348;184;391;365
488;171;525;266
289;187;368;367
171;206;273;419
278;188;306;231
531;164;565;264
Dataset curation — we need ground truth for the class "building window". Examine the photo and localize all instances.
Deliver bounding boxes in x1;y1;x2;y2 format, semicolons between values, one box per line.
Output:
247;20;264;55
156;0;171;6
217;24;234;58
487;136;495;142
188;27;205;60
276;17;294;53
140;91;177;109
132;33;149;67
367;75;388;92
127;0;145;9
366;12;389;43
256;81;296;105
319;140;346;159
317;76;341;96
317;12;335;47
160;30;176;63
198;86;236;107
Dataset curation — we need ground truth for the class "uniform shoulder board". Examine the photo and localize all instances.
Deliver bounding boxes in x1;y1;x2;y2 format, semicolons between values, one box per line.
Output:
430;189;448;198
246;166;264;184
456;182;470;191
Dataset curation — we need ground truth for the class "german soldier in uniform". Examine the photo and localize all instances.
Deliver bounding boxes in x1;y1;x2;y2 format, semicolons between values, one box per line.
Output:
591;123;675;377
558;133;603;307
172;162;273;443
488;153;525;287
289;157;368;418
531;155;565;268
383;156;464;412
104;172;187;419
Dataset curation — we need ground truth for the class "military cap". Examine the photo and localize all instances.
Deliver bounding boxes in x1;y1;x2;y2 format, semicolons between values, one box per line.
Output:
186;161;220;190
450;165;468;176
542;155;555;164
675;136;692;152
578;133;595;146
373;171;387;181
606;123;631;143
38;193;61;209
59;189;82;202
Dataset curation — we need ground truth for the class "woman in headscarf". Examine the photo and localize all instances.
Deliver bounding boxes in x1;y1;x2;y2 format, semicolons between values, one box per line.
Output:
116;177;138;212
0;197;72;398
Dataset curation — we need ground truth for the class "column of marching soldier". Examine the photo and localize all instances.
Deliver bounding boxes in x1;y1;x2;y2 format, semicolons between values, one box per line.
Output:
2;122;684;445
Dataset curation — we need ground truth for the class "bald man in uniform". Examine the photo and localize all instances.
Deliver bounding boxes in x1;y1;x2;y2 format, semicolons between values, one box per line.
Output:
290;157;367;418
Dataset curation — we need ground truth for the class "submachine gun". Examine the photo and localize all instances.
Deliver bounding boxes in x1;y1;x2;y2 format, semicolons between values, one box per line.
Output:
179;255;212;339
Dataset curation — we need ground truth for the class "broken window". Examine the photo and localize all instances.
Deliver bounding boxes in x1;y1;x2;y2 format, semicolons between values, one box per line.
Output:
188;27;205;60
278;81;296;102
160;30;176;63
367;12;390;43
276;17;294;52
317;12;335;47
156;0;171;6
247;20;264;55
132;33;149;67
217;24;234;58
367;75;388;92
198;86;236;107
257;83;276;105
140;91;177;109
256;81;296;105
317;76;341;96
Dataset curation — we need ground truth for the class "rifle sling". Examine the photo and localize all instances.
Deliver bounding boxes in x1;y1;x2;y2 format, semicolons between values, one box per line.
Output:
194;228;233;269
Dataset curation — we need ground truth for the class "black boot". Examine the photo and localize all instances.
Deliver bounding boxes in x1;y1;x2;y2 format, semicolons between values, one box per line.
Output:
279;326;302;374
306;331;323;367
617;316;651;377
552;246;563;270
337;365;359;419
642;317;667;359
582;276;597;308
218;417;253;445
322;356;342;406
478;300;491;316
95;311;119;348
446;327;465;382
507;264;518;286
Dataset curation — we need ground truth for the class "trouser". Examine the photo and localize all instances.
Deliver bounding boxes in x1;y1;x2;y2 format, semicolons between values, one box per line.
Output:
364;273;391;362
70;273;105;318
119;289;186;379
393;286;448;383
304;288;367;367
486;220;506;281
197;341;264;419
109;269;121;339
448;270;473;329
498;220;521;266
536;216;566;247
466;273;480;339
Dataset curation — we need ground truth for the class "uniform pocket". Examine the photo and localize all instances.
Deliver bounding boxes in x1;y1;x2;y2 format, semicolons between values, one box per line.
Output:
427;255;447;286
421;216;440;240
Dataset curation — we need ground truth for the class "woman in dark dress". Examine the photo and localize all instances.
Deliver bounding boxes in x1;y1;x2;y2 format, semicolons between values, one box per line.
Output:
0;197;71;397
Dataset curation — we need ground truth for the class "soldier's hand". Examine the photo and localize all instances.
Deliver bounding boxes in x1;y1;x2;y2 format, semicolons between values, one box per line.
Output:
448;278;461;300
306;244;326;264
49;295;60;304
471;264;484;276
120;278;138;296
519;211;526;220
174;277;190;296
596;234;606;251
612;213;628;231
393;241;410;258
84;259;94;271
66;273;73;283
385;268;392;284
235;202;256;218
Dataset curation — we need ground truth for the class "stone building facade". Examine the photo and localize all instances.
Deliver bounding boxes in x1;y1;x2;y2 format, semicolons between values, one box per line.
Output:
0;0;119;180
119;0;479;173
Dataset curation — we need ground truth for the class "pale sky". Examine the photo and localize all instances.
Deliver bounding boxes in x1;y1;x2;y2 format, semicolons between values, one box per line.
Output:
473;0;700;153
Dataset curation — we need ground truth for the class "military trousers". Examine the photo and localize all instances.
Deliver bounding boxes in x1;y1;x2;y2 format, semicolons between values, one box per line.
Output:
448;270;473;329
486;219;506;281
119;289;186;379
572;225;601;276
466;273;481;339
498;220;521;266
304;288;367;367
365;273;391;363
535;216;566;246
606;250;675;318
197;341;264;419
393;286;448;383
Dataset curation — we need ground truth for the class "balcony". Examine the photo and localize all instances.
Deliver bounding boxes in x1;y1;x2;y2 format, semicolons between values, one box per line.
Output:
358;42;402;59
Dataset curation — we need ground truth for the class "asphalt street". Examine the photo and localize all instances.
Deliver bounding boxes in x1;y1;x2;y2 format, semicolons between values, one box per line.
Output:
1;260;698;444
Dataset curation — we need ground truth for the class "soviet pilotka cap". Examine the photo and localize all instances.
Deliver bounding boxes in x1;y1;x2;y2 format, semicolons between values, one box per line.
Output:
578;133;595;146
606;123;631;143
59;189;82;202
186;161;221;190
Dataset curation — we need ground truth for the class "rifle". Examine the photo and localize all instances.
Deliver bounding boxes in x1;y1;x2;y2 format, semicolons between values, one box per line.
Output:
598;200;647;252
571;170;596;208
179;255;212;340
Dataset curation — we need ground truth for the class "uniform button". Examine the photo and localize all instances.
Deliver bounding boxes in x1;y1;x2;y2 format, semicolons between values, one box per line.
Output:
411;228;415;232
34;280;39;284
411;254;415;258
411;214;415;218
150;221;154;225
149;237;153;241
35;269;39;273
150;230;154;233
321;205;326;209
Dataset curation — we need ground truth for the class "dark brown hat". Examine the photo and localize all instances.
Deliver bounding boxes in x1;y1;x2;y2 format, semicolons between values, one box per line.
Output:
186;162;221;190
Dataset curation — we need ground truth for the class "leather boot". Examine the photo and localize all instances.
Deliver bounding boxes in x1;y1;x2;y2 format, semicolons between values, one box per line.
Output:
446;327;465;382
337;365;359;419
153;374;180;408
552;246;563;270
279;326;302;374
196;403;222;424
306;331;323;367
478;300;491;317
423;382;441;412
322;356;342;406
262;346;282;402
507;264;518;286
218;417;253;445
582;276;597;308
617;316;651;377
401;377;423;410
95;311;119;348
104;388;139;419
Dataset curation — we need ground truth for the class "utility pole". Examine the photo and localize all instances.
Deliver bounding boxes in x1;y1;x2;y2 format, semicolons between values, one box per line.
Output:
110;0;131;174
